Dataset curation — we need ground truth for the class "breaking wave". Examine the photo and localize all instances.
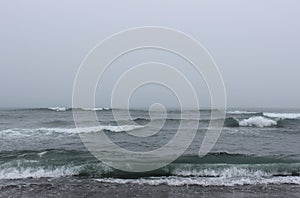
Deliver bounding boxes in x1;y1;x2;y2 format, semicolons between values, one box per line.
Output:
1;150;300;187
224;116;300;128
0;125;144;137
0;165;77;179
48;107;69;112
239;116;277;128
223;116;277;128
125;116;299;128
227;111;300;121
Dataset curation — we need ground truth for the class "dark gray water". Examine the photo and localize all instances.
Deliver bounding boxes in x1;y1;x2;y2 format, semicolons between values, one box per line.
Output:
1;108;300;196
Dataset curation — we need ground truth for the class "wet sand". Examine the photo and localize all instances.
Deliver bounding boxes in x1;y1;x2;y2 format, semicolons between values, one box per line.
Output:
1;177;300;198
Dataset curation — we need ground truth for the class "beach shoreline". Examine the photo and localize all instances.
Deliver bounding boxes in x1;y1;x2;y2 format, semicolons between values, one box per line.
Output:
1;177;300;198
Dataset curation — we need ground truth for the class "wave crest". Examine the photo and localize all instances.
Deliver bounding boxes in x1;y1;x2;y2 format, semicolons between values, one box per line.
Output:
0;125;144;137
48;107;69;112
239;116;277;128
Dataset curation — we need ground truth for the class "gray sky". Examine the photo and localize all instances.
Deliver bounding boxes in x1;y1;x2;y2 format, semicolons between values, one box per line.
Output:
0;0;299;109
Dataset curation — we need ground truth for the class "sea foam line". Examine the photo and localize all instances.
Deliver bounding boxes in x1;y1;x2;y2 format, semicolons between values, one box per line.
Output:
95;176;300;186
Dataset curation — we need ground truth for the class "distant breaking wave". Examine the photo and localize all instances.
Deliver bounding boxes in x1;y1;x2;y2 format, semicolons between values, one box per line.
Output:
227;110;300;119
133;116;297;128
48;107;69;112
47;107;110;111
227;111;300;120
224;116;298;128
264;113;300;119
227;110;259;114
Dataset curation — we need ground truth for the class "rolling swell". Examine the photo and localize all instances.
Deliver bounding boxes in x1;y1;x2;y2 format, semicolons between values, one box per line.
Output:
112;116;299;128
2;150;295;165
224;117;239;127
277;118;300;128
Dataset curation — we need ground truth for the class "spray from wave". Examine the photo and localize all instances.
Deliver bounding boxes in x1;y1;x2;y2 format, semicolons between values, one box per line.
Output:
239;116;277;127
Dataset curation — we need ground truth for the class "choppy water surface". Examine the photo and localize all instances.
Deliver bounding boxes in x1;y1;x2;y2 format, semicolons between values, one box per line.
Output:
1;108;300;196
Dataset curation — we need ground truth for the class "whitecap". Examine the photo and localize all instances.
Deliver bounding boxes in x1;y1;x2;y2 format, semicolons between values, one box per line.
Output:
48;107;69;112
239;116;277;127
0;166;77;179
0;125;144;137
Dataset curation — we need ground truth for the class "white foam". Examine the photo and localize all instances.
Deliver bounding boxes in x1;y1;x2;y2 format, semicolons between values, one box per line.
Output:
0;125;144;137
94;165;300;186
172;166;268;178
48;107;68;111
95;176;300;187
239;116;277;127
264;113;300;119
0;166;77;179
0;161;113;180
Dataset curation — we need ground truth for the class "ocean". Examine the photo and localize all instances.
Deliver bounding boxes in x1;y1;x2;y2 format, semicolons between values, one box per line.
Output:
1;108;300;197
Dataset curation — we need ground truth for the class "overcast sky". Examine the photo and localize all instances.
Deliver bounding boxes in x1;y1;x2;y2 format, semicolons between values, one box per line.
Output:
0;0;299;109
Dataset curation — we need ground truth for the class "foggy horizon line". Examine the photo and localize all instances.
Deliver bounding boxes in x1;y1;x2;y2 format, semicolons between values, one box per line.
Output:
1;106;299;111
